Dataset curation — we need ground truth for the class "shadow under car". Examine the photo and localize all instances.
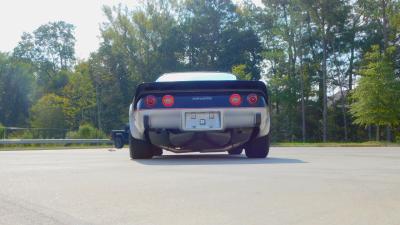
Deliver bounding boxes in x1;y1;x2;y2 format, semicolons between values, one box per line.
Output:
133;154;306;166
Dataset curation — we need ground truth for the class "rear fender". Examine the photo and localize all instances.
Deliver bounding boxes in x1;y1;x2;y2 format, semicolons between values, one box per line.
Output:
129;104;145;140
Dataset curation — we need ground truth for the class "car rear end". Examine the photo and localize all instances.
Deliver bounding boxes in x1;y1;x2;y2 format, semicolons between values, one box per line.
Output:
129;79;270;157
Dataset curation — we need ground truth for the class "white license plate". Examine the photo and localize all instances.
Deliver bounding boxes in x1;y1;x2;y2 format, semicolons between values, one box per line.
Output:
184;112;221;130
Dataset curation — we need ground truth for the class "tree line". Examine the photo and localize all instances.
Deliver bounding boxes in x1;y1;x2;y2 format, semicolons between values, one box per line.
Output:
0;0;399;142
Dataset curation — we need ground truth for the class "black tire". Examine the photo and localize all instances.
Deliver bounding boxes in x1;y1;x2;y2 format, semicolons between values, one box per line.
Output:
129;134;154;159
153;147;163;156
228;147;243;155
114;136;124;149
245;134;269;158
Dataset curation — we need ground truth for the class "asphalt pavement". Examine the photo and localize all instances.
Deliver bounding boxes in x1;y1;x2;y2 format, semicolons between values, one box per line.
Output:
0;147;399;225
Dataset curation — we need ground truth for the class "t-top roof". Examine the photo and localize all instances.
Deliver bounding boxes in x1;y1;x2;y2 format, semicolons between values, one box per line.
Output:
156;72;237;82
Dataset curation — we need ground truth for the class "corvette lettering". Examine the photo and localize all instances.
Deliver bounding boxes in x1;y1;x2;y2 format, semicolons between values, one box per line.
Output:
192;97;213;101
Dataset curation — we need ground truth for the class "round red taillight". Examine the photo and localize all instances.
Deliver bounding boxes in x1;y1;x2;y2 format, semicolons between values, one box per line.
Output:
145;95;156;107
247;94;258;104
162;95;174;107
229;94;242;106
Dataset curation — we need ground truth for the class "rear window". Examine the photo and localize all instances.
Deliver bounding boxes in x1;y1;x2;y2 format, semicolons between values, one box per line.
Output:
156;72;237;82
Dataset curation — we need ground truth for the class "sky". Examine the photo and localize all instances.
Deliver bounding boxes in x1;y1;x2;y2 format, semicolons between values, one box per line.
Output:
0;0;262;60
0;0;139;60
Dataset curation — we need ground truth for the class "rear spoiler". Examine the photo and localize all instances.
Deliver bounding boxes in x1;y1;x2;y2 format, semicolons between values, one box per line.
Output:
133;80;268;107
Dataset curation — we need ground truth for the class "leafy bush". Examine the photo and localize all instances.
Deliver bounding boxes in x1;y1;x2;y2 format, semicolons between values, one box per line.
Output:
0;123;5;138
30;94;68;138
8;130;34;139
66;124;106;139
395;130;400;143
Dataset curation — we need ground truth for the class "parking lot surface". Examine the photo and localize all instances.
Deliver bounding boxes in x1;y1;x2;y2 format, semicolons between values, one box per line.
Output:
0;147;399;225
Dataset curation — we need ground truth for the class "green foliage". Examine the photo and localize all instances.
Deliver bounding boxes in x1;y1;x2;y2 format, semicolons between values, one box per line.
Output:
231;64;252;80
0;53;35;126
8;130;34;139
13;21;76;70
66;123;106;139
94;2;184;131
394;129;400;143
350;45;400;127
13;21;76;95
30;94;68;138
63;62;96;128
1;0;400;143
181;0;262;79
0;123;5;138
101;2;183;83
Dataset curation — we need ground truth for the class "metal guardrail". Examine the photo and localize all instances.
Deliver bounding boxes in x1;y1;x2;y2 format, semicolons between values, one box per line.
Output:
0;139;113;145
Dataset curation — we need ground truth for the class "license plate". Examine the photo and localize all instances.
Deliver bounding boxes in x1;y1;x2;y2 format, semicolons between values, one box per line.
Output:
184;112;221;130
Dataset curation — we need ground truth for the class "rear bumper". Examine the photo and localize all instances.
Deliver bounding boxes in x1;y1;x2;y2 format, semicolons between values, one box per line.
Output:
148;128;254;152
129;105;270;141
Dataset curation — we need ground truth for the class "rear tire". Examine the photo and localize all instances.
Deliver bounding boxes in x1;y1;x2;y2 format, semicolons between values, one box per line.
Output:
129;134;154;159
228;147;243;155
245;135;269;158
114;136;124;149
153;147;163;156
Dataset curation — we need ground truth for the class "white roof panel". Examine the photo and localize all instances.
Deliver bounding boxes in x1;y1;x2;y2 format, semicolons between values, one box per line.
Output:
156;72;237;82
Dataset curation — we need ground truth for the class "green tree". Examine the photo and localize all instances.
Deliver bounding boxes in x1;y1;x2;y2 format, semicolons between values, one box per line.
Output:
350;45;400;141
13;21;76;95
101;2;183;84
30;94;68;138
87;53;126;132
259;0;307;141
0;52;35;127
63;62;96;129
302;0;350;142
91;1;185;131
14;21;76;70
181;0;263;79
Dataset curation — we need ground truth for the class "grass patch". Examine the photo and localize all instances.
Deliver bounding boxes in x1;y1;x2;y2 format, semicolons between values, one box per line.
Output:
272;141;399;147
2;141;399;151
0;143;113;151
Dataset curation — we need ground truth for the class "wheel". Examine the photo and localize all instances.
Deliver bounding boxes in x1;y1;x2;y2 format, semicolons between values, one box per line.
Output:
245;135;269;158
129;134;154;159
114;136;124;149
228;147;243;155
153;147;163;156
